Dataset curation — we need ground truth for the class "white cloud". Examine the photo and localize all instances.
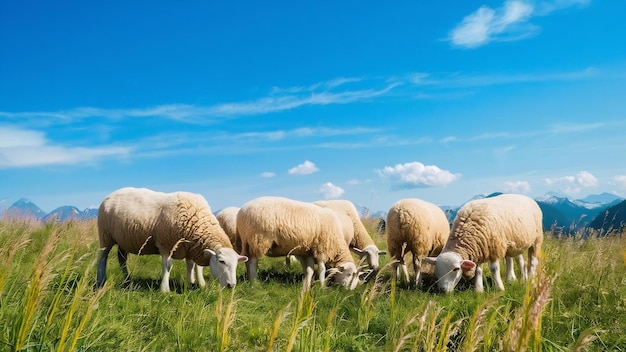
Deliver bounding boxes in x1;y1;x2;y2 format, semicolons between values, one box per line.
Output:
503;181;531;194
345;179;361;185
0;126;129;168
544;171;598;194
288;160;319;175
376;161;461;189
614;175;626;189
260;172;276;178
449;0;587;49
0;126;46;148
449;1;535;48
318;182;345;199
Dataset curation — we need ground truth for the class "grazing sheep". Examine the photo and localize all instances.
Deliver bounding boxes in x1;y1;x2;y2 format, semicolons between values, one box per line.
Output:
216;207;241;252
385;198;450;287
237;196;359;291
425;193;543;293
314;200;386;273
96;187;248;292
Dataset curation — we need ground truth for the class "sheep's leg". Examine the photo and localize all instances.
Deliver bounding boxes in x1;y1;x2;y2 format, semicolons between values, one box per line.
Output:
505;256;517;281
246;256;259;281
317;260;326;289
474;265;484;292
196;265;205;287
516;255;527;282
185;259;205;287
286;255;299;267
412;255;422;288
117;247;129;281
186;259;195;285
160;255;173;293
490;261;505;291
302;257;315;291
527;246;539;278
96;247;111;289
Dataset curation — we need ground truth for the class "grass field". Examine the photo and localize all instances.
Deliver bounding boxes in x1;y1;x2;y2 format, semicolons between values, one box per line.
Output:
0;218;624;351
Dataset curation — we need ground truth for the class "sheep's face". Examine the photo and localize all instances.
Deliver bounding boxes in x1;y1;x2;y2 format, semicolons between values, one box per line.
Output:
424;252;476;293
352;245;387;277
333;262;359;290
205;248;248;288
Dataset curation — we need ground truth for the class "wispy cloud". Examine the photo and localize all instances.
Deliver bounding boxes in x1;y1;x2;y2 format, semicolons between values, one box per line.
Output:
0;67;599;127
449;0;589;48
260;172;276;178
441;119;614;145
502;180;531;193
545;170;598;194
270;77;363;94
409;67;596;88
0;125;129;168
547;122;605;134
318;182;345;199
288;160;319;175
205;82;400;118
613;175;626;189
0;82;400;125
376;161;461;190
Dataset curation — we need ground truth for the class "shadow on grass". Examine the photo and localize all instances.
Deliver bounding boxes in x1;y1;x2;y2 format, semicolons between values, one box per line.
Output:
114;277;203;294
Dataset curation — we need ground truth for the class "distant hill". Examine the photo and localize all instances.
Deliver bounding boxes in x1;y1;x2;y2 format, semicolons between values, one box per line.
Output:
588;199;626;235
6;198;46;219
534;193;623;234
43;206;81;222
438;192;624;234
2;199;98;222
580;192;624;205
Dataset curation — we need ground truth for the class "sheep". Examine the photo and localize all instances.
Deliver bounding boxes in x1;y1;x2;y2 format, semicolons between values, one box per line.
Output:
385;198;450;287
313;200;386;273
237;196;359;291
424;193;543;293
96;187;248;292
216;207;241;252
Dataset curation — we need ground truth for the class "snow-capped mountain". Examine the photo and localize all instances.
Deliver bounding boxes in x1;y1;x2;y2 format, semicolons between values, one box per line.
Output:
6;198;47;219
2;199;98;222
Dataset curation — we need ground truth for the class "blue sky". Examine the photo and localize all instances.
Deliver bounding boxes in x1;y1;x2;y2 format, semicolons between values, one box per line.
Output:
1;0;625;213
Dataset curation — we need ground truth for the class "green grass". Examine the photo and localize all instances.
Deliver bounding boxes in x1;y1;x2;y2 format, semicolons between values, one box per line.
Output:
0;218;624;351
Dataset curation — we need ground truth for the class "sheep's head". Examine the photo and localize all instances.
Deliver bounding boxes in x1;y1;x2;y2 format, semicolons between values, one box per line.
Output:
330;262;359;290
424;252;476;293
204;248;248;288
351;244;387;273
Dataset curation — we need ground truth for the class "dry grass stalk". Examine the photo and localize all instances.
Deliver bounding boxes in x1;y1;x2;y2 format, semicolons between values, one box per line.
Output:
285;290;315;352
502;268;555;352
267;305;290;352
215;288;238;352
10;227;61;351
462;293;502;351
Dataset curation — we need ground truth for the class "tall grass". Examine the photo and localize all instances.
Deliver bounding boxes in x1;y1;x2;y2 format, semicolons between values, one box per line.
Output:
1;219;624;351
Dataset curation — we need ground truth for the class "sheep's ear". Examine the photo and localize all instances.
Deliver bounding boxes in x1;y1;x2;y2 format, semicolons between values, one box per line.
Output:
351;247;364;255
238;255;248;262
460;260;476;272
424;256;438;265
378;250;387;256
204;249;216;256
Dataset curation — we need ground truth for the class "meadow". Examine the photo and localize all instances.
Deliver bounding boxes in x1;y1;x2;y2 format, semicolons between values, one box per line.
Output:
0;218;624;351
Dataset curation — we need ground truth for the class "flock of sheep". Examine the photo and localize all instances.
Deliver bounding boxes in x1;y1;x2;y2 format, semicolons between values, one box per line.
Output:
95;187;543;294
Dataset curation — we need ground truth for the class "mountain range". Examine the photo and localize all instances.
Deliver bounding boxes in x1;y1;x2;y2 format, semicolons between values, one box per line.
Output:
2;192;625;235
0;199;98;222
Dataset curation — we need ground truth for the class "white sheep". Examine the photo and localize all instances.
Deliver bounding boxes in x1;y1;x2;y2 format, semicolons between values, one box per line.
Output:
313;200;386;273
96;187;248;292
385;198;450;287
216;206;241;252
237;196;359;291
425;193;543;293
